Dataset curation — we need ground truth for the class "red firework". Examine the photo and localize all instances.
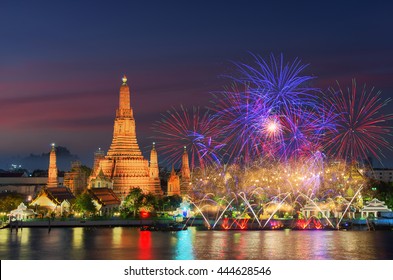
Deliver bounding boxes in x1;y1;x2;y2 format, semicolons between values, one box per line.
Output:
153;106;224;169
324;79;393;163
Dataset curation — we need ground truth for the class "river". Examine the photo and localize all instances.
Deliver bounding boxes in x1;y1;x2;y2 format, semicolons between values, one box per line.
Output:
1;227;393;260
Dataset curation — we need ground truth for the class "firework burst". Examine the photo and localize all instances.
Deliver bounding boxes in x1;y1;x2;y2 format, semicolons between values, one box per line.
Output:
324;79;393;163
211;84;270;163
212;54;322;163
153;105;224;169
154;54;392;170
231;53;319;114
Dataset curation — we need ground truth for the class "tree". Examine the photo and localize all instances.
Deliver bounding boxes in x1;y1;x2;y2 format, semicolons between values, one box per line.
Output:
121;188;145;217
73;193;96;215
167;195;182;210
371;180;393;209
141;193;158;212
0;193;24;212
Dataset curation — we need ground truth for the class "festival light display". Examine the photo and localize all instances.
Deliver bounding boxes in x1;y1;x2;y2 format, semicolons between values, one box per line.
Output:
153;53;393;230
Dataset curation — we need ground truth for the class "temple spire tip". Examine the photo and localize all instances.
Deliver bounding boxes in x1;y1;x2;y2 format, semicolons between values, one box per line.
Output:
122;75;127;85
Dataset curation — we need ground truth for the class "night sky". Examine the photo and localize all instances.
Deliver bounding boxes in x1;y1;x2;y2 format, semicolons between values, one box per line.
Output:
1;1;393;169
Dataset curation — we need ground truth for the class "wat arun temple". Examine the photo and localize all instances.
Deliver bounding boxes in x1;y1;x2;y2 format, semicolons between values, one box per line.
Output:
87;76;190;199
87;76;158;198
33;75;191;208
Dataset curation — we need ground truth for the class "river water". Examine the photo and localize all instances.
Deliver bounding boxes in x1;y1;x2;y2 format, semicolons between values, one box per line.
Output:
1;227;393;260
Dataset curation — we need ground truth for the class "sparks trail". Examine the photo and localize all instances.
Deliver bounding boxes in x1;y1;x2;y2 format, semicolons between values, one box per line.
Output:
212;53;324;163
230;53;319;115
155;54;392;167
153;105;224;170
324;79;393;164
211;84;270;163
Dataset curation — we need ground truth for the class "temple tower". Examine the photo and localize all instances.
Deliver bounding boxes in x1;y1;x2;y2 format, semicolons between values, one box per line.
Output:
149;142;159;179
149;142;161;195
90;76;162;199
167;165;180;196
47;143;58;187
106;75;142;158
92;148;105;177
180;146;191;194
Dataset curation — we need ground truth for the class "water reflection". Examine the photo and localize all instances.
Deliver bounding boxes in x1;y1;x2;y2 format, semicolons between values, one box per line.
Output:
0;227;392;260
174;228;194;260
112;227;122;248
72;228;83;249
232;232;246;259
138;231;152;259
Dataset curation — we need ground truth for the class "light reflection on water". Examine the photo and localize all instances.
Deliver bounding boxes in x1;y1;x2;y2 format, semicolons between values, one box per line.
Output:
174;228;194;260
1;227;392;260
72;227;83;249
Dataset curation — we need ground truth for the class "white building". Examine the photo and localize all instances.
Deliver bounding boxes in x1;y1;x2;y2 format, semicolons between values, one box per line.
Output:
366;168;393;183
9;203;35;220
361;198;392;218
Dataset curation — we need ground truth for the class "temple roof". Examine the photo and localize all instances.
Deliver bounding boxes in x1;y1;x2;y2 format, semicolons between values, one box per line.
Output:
96;168;107;180
361;198;392;212
44;187;75;204
300;202;330;211
10;202;35;216
365;198;386;207
88;188;120;206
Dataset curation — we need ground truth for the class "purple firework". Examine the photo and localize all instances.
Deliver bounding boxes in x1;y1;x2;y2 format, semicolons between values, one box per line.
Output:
211;84;271;163
231;53;319;115
153;105;224;169
212;54;321;163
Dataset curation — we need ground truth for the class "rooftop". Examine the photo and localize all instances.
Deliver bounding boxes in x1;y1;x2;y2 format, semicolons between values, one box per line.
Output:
88;188;120;206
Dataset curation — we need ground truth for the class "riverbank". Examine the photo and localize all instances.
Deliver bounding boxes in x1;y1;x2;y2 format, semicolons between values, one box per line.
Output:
2;217;393;230
3;218;174;229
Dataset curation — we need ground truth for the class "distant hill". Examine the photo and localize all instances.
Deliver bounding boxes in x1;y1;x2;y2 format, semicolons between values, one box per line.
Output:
6;146;79;172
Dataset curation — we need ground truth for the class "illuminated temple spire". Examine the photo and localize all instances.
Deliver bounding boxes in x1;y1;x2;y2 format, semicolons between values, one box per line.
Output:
106;75;142;157
180;146;191;194
167;164;180;196
90;76;162;198
122;74;127;85
149;142;159;179
181;146;191;180
47;143;58;187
